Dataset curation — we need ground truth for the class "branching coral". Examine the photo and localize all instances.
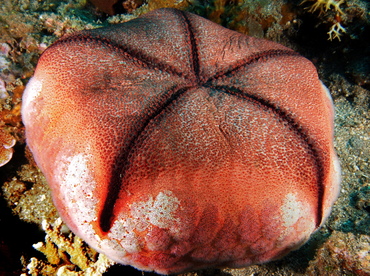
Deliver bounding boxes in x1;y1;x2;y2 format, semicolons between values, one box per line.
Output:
24;218;115;276
328;21;347;40
302;0;345;14
301;0;348;41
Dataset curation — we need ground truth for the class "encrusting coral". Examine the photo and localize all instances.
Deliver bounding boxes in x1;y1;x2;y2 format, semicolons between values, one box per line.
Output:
23;218;115;276
307;231;370;275
0;126;16;167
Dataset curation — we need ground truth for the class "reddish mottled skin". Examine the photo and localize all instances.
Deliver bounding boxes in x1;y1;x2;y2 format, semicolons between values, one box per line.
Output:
22;8;341;275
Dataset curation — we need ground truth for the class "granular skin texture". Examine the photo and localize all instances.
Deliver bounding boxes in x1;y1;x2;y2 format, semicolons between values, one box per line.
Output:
22;8;340;275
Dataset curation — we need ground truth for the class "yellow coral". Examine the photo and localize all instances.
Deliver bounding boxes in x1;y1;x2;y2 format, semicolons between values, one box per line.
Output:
302;0;345;14
327;22;347;41
301;0;347;41
25;218;116;276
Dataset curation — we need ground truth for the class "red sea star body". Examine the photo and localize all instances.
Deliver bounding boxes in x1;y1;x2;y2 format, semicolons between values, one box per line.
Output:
22;8;341;274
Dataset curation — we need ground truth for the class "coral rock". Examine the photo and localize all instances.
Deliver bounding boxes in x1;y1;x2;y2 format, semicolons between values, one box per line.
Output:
22;8;341;274
307;231;370;276
90;0;144;15
0;127;16;167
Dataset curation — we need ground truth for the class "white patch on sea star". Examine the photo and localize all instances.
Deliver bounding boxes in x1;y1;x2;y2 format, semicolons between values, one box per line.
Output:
22;77;43;126
131;190;181;229
107;190;181;254
108;216;141;254
277;192;315;247
280;193;305;228
55;150;98;240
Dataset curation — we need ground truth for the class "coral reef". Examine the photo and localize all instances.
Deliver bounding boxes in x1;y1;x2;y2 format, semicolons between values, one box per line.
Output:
0;126;15;167
302;0;347;41
307;231;370;275
23;218;115;276
327;21;347;40
89;0;145;15
2;164;58;224
187;0;293;40
302;0;345;14
300;0;369;41
0;0;369;275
